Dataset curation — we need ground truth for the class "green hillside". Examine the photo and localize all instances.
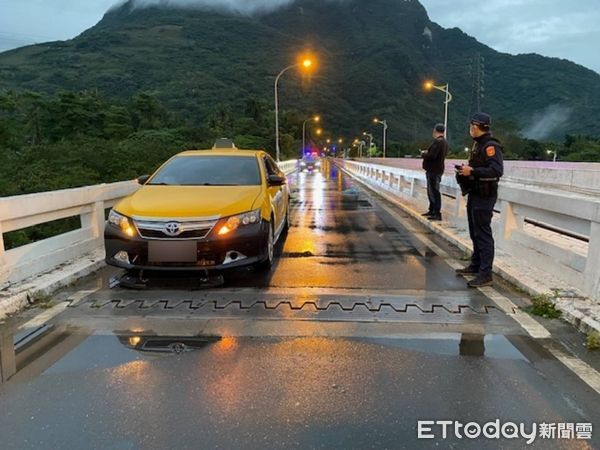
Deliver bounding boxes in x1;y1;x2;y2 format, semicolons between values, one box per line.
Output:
1;0;599;142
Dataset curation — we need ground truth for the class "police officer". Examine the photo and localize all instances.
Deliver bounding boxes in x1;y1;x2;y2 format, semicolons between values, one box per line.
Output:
455;112;503;287
421;123;448;221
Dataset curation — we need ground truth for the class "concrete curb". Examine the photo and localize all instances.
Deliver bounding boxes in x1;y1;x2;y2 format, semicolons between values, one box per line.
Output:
0;249;105;320
338;164;600;336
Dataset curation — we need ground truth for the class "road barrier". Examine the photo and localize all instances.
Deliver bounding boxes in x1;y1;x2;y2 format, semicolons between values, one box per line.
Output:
338;159;600;301
0;160;298;289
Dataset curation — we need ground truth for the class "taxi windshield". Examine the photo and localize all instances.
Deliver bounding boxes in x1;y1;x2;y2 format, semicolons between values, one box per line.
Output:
148;156;261;186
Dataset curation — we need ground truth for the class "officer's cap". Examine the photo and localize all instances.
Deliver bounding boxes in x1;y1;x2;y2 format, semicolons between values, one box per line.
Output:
471;112;491;128
434;123;445;133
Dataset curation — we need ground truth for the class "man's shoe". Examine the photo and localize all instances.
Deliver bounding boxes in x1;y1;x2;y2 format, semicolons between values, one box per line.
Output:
455;266;478;275
421;211;433;217
428;214;442;221
468;275;493;288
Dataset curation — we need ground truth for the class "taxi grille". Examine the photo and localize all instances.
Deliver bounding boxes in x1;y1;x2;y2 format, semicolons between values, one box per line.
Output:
134;218;218;240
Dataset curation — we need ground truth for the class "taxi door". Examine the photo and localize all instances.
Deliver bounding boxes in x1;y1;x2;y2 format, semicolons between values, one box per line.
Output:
262;155;285;232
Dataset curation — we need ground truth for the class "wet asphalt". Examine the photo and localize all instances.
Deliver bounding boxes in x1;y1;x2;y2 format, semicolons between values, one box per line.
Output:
0;160;599;449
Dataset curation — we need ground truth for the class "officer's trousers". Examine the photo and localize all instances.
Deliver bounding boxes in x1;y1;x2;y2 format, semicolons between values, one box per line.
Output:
426;172;442;215
466;195;497;276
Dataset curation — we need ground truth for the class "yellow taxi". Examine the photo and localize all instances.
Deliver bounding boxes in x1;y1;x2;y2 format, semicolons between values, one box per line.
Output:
104;140;290;272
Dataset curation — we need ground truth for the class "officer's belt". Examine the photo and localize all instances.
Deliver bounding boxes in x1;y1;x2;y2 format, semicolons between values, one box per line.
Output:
478;177;499;182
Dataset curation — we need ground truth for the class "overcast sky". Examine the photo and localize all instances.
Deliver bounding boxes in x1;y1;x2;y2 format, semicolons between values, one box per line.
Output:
0;0;598;73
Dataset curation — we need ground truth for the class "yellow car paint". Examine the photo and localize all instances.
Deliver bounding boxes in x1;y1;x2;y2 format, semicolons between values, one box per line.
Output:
112;149;287;226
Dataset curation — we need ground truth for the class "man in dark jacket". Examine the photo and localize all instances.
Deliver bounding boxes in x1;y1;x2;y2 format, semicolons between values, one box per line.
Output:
456;112;504;287
421;123;448;221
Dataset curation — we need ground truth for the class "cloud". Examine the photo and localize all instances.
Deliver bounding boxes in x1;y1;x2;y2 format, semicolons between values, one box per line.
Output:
521;105;573;140
129;0;296;15
420;0;600;73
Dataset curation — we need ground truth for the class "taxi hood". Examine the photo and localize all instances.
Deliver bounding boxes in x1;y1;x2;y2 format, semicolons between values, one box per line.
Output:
114;185;263;219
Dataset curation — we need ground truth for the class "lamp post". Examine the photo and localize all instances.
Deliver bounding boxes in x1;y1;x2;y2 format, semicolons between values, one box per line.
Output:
362;132;373;155
373;118;388;157
275;58;314;162
424;81;452;140
302;115;320;156
547;149;558;163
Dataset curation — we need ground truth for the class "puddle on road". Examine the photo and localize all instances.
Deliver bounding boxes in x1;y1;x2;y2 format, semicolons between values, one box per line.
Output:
361;334;529;360
1;321;541;386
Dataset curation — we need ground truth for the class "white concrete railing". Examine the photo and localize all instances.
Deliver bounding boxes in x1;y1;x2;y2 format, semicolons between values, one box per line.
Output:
0;160;298;288
338;159;600;301
363;158;600;196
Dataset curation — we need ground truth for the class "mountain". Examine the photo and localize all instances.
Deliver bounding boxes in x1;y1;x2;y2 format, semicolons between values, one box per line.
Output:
1;0;599;141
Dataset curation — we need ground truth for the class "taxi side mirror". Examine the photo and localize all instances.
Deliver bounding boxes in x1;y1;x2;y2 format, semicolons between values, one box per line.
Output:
137;175;151;185
268;174;286;186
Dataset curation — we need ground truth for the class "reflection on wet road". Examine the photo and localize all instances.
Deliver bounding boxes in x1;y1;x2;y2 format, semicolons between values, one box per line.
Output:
228;162;467;290
1;328;599;449
0;161;599;449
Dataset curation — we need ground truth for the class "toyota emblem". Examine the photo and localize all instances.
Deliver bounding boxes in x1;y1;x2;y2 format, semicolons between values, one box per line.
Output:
164;222;181;236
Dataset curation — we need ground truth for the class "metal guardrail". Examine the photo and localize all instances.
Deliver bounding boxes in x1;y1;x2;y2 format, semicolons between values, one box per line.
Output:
0;160;298;288
338;159;600;301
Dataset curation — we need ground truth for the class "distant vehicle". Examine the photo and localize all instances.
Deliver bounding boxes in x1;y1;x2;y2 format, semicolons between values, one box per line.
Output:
299;152;322;171
104;141;290;273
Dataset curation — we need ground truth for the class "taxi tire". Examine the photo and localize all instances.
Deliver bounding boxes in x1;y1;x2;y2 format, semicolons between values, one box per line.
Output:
254;220;274;272
283;204;290;233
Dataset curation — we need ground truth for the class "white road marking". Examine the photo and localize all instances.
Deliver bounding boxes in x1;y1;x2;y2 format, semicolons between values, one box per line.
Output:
546;343;600;395
18;289;99;330
478;287;551;339
18;303;70;330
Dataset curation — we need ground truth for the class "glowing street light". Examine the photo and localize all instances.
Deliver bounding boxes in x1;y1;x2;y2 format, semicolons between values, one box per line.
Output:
373;118;388;158
424;81;452;140
547;149;558;163
274;55;316;161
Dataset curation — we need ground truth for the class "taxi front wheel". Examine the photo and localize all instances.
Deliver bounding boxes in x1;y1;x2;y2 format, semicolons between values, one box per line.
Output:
253;221;274;272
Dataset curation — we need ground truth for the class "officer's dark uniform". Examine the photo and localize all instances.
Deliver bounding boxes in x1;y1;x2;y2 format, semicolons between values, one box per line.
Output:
460;113;504;284
421;125;448;219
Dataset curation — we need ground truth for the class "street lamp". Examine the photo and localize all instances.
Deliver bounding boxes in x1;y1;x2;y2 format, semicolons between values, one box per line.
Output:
547;149;558;163
274;57;315;161
302;115;320;156
373;118;388;158
424;81;452;140
362;131;373;150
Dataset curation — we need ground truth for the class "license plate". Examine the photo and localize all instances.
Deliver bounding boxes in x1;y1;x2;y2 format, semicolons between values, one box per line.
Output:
148;241;197;263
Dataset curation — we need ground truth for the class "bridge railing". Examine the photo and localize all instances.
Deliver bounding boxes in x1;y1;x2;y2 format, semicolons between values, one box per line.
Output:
0;160;298;289
338;159;600;301
0;182;138;289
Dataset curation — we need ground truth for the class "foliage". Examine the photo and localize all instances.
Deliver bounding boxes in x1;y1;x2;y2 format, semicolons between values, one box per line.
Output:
526;294;562;319
586;331;600;350
0;0;599;145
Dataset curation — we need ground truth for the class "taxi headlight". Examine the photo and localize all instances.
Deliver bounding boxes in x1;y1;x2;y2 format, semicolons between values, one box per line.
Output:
218;209;261;236
108;210;136;237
